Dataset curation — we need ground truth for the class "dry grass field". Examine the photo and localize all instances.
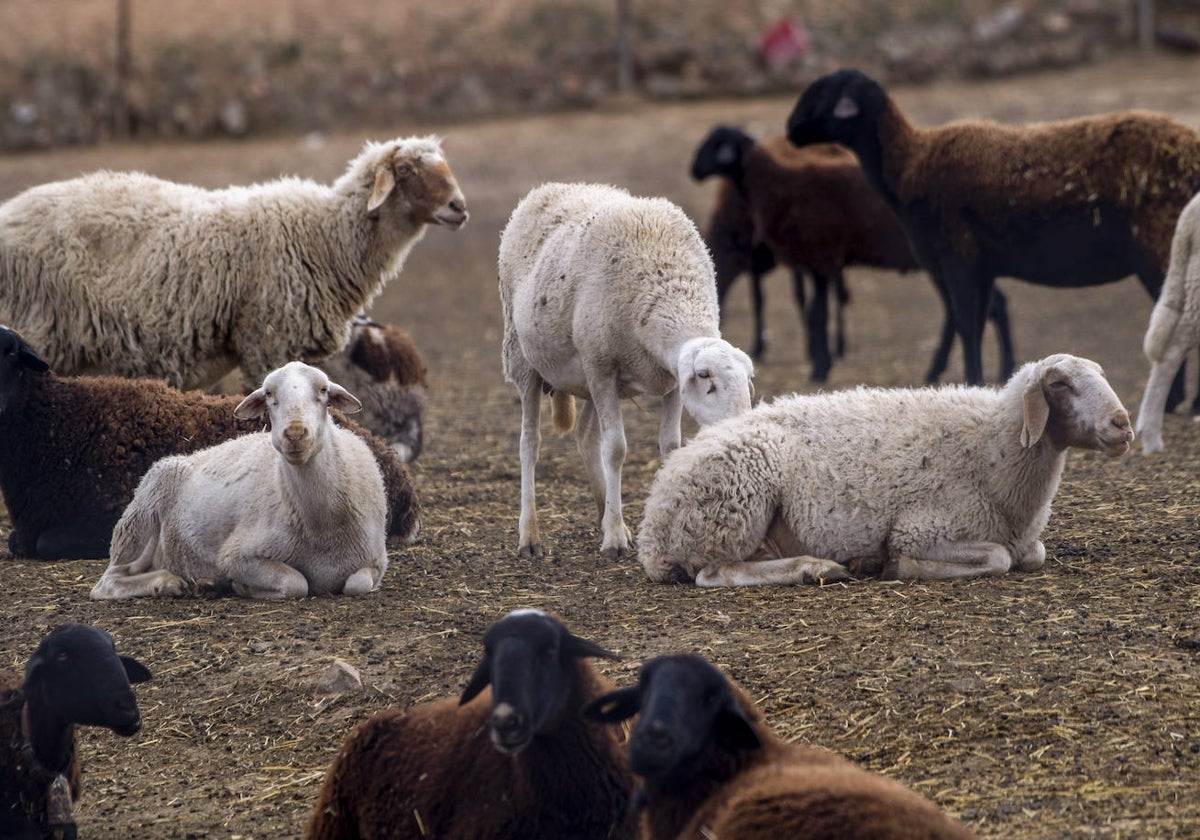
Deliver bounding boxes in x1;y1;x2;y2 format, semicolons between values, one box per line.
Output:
2;52;1199;838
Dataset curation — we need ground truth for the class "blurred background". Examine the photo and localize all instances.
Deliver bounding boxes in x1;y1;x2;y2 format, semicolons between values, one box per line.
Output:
2;0;1197;151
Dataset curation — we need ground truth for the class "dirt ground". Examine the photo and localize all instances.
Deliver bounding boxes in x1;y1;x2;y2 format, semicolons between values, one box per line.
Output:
2;52;1200;839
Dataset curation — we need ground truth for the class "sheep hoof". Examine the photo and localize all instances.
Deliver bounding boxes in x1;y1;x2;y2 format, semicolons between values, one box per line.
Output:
811;565;851;584
518;542;544;560
600;544;628;561
154;575;189;597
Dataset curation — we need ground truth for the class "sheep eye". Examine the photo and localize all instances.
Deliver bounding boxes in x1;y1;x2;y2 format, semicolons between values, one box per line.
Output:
396;163;413;176
697;371;711;380
54;650;70;663
320;386;329;395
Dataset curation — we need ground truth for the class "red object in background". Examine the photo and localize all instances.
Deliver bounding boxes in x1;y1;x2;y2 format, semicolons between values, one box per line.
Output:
759;17;810;69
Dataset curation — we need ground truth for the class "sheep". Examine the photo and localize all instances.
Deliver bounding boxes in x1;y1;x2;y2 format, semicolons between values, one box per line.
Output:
692;125;1015;384
90;361;388;599
0;135;467;391
1137;190;1200;452
583;653;979;840
305;609;637;840
639;353;1132;587
0;325;418;561
786;68;1200;404
697;134;853;364
499;182;755;560
0;624;151;840
318;314;429;462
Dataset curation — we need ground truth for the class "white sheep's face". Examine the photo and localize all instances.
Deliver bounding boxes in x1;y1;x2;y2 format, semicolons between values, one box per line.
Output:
1020;354;1132;456
235;362;363;465
678;338;755;427
366;137;468;231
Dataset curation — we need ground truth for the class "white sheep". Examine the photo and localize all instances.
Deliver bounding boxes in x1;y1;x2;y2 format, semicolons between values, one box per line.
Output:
1137;190;1200;453
640;353;1132;587
0;136;467;390
90;362;388;600
498;182;755;559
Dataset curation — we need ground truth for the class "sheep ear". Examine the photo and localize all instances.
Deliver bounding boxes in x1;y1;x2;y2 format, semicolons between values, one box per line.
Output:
234;388;269;420
714;702;762;753
121;656;153;685
326;382;363;415
458;655;492;705
832;95;859;119
561;631;618;662
18;343;49;373
581;686;641;723
367;168;396;214
1021;379;1050;448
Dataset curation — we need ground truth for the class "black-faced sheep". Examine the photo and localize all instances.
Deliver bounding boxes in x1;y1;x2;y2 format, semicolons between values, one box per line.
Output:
305;609;636;840
584;654;978;840
1138;189;1200;452
698;135;852;364
786;68;1200;400
91;362;388;599
318;314;429;463
0;136;466;390
499;182;754;560
0;624;151;840
640;354;1132;587
0;325;418;561
693;125;1015;384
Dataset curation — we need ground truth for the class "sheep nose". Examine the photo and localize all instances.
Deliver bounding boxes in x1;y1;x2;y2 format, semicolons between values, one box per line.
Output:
283;422;307;442
641;720;674;751
491;702;523;736
1112;412;1133;437
449;197;466;215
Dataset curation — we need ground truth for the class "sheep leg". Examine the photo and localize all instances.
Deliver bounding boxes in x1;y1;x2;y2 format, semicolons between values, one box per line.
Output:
90;529;188;599
696;556;850;587
228;557;309;599
516;374;544;559
587;377;631;559
805;271;833;383
1136;340;1190;453
987;287;1015;381
1134;267;1188;412
574;399;607;521
657;386;683;457
923;275;957;383
833;273;850;358
749;271;768;360
888;541;1013;580
945;264;993;386
30;519;112;561
341;566;382;596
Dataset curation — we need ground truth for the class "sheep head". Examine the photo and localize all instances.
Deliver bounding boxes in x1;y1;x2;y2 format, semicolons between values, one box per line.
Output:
584;654;761;783
690;126;755;183
24;624;151;742
677;337;754;427
0;325;50;415
785;68;887;151
458;609;617;755
363;135;468;230
1018;354;1132;456
235;361;362;465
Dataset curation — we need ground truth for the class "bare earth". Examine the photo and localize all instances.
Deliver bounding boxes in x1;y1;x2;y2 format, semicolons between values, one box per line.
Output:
2;52;1199;839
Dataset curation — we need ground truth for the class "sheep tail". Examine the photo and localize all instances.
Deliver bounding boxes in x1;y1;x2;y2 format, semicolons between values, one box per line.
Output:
551;390;576;435
1144;215;1194;362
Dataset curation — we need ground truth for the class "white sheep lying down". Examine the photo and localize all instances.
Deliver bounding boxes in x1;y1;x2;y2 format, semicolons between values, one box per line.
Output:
499;182;754;560
91;362;388;600
640;354;1133;587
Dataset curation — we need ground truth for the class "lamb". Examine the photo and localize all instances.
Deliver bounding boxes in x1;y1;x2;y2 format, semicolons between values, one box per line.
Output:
305;609;636;840
90;361;388;599
786;68;1200;405
499;182;755;559
640;353;1132;587
1137;190;1200;452
584;653;979;840
692;125;1015;384
697;134;853;364
318;314;429;462
1;624;151;840
0;326;418;561
0;135;467;391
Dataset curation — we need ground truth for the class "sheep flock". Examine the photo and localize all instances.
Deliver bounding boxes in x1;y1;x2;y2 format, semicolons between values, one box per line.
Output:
2;57;1199;840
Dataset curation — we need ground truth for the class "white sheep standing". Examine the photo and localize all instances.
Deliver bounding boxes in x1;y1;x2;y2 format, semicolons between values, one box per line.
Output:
90;362;388;600
640;353;1132;587
498;182;755;559
0;136;467;390
1137;190;1200;453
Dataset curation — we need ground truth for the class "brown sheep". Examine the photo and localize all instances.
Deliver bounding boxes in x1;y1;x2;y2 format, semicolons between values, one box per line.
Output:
0;624;151;839
0;326;418;560
694;126;1015;383
585;653;979;840
306;610;636;840
319;315;429;463
787;68;1200;409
